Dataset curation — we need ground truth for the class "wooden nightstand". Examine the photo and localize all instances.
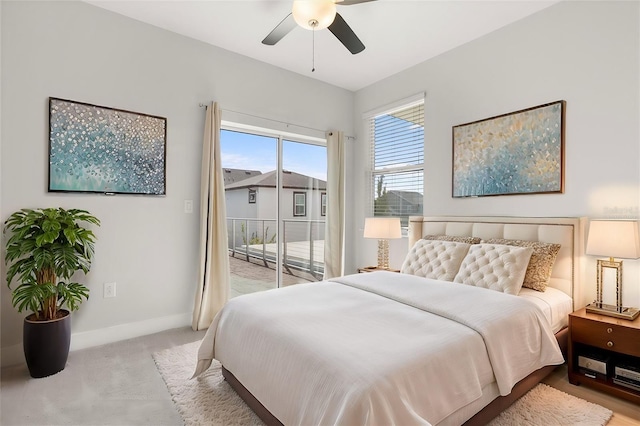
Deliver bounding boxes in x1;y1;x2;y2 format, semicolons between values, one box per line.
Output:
358;266;400;273
568;307;640;404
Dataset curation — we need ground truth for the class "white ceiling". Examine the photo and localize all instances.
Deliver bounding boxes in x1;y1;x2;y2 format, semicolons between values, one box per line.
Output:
85;0;558;92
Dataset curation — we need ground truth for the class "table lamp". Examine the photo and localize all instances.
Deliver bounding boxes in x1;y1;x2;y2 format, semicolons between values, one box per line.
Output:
363;217;402;270
585;219;640;320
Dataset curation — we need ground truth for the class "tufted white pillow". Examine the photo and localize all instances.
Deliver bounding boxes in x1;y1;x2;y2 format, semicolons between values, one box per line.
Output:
453;244;534;295
401;240;471;281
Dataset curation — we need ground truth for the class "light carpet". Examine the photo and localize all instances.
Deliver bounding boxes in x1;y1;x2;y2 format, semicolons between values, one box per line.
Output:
153;341;613;426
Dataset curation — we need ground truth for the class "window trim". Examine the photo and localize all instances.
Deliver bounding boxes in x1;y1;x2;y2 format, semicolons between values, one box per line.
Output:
293;191;307;217
362;92;425;120
366;95;425;227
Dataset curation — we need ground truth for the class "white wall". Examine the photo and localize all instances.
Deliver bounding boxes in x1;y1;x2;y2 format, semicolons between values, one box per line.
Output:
349;1;640;308
226;189;258;219
0;1;353;365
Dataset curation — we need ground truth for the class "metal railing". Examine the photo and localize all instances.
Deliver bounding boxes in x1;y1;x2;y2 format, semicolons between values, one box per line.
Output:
227;217;325;279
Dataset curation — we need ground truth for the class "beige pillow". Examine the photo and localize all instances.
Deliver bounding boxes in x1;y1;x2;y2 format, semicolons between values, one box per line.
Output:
485;238;561;292
453;243;533;295
423;234;481;245
401;239;471;281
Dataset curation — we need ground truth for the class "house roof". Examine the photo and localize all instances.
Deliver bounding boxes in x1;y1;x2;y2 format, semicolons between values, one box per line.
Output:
222;168;262;186
225;170;326;191
383;190;423;206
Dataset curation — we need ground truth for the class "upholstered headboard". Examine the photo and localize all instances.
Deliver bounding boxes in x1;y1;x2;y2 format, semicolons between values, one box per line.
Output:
408;216;587;310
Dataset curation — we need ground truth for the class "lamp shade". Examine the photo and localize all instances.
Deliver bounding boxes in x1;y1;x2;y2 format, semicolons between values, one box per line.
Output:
586;220;640;259
363;217;402;239
292;0;337;30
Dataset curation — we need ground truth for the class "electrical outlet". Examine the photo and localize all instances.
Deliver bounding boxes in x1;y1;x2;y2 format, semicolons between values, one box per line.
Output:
104;282;116;298
184;200;193;214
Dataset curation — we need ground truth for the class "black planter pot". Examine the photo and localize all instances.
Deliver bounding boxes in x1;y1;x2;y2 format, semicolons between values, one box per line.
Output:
23;309;71;378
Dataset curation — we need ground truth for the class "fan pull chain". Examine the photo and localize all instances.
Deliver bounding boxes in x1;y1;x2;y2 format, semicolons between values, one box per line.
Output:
312;27;315;72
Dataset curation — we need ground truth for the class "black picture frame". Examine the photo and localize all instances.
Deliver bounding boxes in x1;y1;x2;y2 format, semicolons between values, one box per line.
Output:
48;97;167;195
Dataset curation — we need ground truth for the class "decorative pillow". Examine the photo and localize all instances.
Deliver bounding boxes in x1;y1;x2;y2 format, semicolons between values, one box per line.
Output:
453;244;534;295
485;238;561;292
401;240;471;282
423;234;482;245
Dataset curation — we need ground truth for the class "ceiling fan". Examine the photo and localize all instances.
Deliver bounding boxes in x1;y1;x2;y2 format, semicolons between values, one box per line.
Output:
262;0;376;55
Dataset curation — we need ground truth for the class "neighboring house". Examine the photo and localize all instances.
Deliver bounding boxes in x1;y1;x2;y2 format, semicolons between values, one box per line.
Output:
222;168;262;186
224;169;327;247
375;190;423;220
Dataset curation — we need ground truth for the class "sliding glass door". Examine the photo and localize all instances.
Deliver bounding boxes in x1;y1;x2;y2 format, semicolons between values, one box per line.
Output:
281;140;327;286
220;128;327;296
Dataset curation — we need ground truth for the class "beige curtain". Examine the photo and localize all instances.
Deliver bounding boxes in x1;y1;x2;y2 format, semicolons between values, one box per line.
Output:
323;131;346;279
192;102;230;331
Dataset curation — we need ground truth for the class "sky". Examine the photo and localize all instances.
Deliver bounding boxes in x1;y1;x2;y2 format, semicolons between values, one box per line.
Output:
220;129;327;181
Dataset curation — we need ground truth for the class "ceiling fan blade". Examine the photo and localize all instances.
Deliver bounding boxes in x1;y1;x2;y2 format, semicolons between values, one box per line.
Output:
262;13;297;46
328;12;365;54
337;0;377;5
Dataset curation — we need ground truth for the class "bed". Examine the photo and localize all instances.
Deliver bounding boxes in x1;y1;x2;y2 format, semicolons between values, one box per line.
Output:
194;215;586;425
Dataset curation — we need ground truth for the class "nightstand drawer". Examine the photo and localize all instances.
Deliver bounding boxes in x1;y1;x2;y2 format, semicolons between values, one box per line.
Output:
571;316;640;357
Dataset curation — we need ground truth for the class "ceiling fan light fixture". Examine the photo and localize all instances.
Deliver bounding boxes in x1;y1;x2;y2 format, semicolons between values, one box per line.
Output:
292;0;337;30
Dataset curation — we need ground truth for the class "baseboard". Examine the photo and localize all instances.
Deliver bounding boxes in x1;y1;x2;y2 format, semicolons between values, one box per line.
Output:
1;312;191;367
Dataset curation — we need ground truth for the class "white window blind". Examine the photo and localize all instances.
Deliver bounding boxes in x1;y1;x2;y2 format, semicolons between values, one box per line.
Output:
368;99;424;228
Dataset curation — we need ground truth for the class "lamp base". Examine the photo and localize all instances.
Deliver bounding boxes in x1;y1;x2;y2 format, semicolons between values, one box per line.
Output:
586;302;640;320
376;239;390;270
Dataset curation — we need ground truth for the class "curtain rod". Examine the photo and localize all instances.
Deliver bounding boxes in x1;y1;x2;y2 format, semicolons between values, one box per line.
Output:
198;103;355;140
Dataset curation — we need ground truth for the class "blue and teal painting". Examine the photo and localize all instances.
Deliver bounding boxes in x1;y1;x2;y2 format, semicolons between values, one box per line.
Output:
48;98;166;195
452;101;564;197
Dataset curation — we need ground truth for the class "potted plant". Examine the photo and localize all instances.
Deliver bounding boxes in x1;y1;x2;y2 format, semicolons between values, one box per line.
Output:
3;207;100;378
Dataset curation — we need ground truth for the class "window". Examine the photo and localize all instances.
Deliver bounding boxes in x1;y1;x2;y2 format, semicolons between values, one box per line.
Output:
248;188;256;204
367;96;424;228
293;192;306;217
321;192;327;217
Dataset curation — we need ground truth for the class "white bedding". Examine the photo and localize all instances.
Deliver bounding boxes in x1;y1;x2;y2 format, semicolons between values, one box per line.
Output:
195;272;564;426
518;286;573;333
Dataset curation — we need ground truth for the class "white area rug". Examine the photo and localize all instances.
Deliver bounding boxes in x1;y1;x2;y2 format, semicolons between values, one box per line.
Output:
488;383;612;426
154;341;613;426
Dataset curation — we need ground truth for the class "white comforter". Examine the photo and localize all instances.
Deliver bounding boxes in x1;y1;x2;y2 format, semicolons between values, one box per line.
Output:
194;272;564;426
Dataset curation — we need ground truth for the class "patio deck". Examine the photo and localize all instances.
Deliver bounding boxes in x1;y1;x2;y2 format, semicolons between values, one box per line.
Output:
229;253;321;298
235;240;324;273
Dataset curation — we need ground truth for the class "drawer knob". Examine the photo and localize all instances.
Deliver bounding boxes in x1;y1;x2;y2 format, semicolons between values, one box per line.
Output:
607;327;613;334
607;341;614;347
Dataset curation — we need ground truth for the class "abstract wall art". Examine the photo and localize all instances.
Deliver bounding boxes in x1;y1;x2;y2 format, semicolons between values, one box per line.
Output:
48;97;167;195
452;100;565;198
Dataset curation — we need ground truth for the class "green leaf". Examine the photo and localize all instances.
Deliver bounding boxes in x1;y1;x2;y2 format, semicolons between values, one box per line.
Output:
42;219;61;233
57;282;89;311
35;233;47;247
67;209;101;226
63;227;78;245
33;248;54;272
6;258;36;288
12;282;56;314
54;245;80;279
